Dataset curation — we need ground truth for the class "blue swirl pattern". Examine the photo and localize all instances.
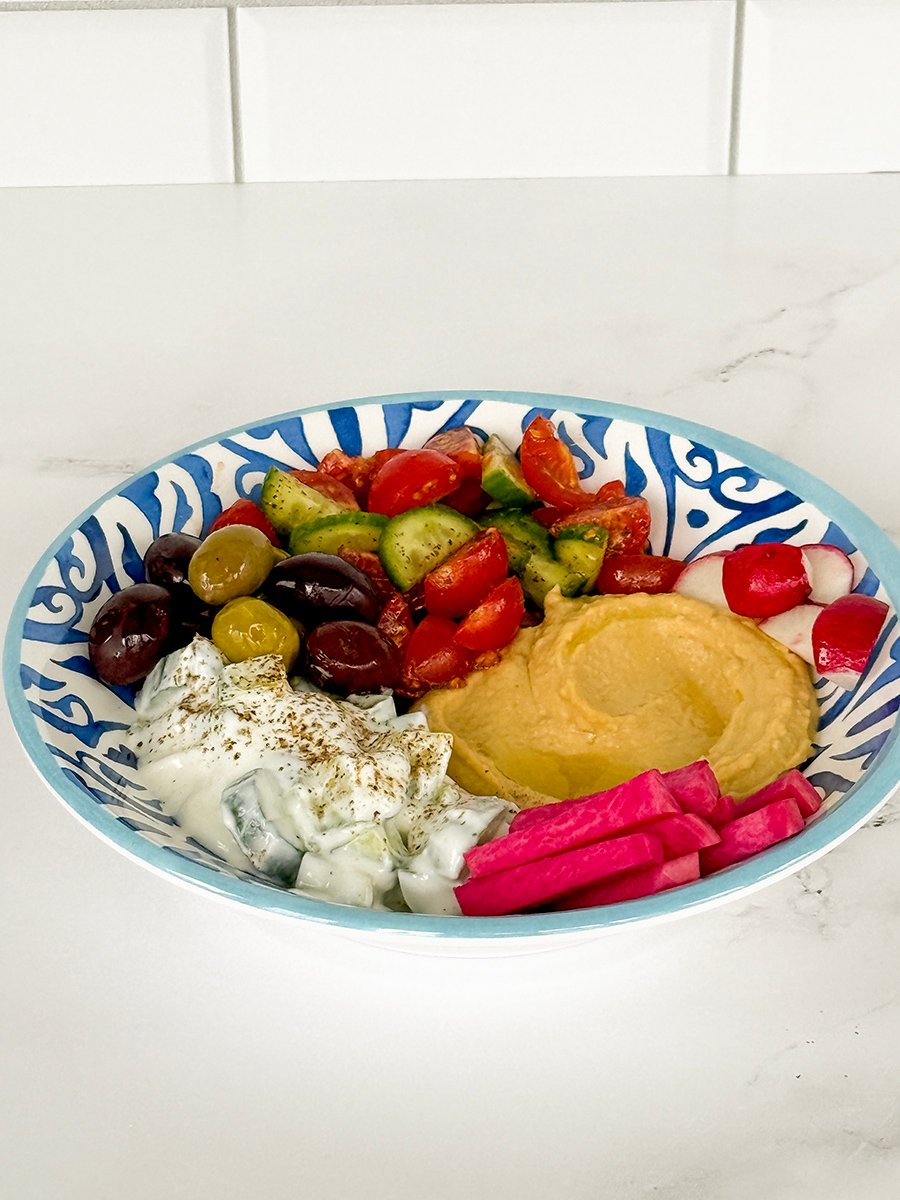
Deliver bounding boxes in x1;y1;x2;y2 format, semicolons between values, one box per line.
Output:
8;394;900;909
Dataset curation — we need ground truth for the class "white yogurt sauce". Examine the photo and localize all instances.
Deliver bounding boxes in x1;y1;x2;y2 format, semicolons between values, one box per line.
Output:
127;638;512;914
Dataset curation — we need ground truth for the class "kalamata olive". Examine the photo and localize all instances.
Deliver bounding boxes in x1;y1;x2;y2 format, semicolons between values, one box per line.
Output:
304;619;401;694
188;524;276;606
89;583;172;686
143;532;202;598
166;593;215;650
211;596;301;671
261;553;381;627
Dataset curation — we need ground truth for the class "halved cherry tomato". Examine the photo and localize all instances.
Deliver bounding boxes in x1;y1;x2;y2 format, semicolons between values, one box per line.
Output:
367;449;461;517
377;592;415;655
552;496;651;556
424;426;483;480
455;576;525;653
289;468;359;510
597;554;685;595
400;615;474;693
208;499;280;546
519;416;587;511
336;548;399;608
317;449;403;505
532;506;565;529
423;529;509;619
596;480;627;502
424;427;488;514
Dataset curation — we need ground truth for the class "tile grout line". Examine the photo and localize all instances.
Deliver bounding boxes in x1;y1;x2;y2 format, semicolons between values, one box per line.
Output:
227;4;245;184
727;0;746;176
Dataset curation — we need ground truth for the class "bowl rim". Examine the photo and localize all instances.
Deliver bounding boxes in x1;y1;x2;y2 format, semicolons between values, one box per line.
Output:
6;388;900;940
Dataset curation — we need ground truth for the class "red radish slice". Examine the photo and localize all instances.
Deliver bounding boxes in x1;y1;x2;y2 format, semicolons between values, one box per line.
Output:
812;593;889;691
480;770;680;875
732;769;822;821
662;760;721;822
673;552;728;609
554;853;700;910
758;603;821;665
721;543;811;618
642;813;720;857
800;544;854;605
454;832;664;916
699;798;805;875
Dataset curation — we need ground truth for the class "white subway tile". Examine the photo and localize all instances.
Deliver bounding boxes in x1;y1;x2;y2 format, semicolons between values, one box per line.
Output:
0;10;233;187
237;3;735;182
739;0;900;174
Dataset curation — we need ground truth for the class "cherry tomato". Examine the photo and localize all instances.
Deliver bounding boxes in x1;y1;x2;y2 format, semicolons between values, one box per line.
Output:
597;554;685;595
377;592;415;655
519;416;587;511
455;576;525;652
596;480;627;502
208;499;280;546
424;427;488;514
335;547;398;608
367;449;460;517
318;449;404;505
532;506;565;529
552;496;651;556
424;426;483;481
400;615;474;693
423;529;509;619
289;468;358;509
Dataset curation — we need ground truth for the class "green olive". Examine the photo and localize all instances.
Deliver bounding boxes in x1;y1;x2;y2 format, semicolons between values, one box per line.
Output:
211;596;301;671
189;524;276;606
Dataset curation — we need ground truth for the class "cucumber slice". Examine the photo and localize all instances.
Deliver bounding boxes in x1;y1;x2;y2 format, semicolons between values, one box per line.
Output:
288;512;387;557
379;505;479;591
259;467;343;537
480;509;552;572
521;554;587;608
554;524;608;591
481;435;536;506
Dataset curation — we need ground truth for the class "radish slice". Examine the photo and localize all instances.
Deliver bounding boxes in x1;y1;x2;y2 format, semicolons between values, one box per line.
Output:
673;553;728;609
800;544;854;605
812;593;890;690
721;543;811;618
758;603;821;665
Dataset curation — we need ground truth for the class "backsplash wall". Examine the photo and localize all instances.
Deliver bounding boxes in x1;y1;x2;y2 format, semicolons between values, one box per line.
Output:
1;0;898;186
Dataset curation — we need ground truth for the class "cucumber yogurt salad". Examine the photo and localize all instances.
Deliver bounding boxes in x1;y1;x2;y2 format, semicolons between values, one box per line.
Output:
128;637;512;914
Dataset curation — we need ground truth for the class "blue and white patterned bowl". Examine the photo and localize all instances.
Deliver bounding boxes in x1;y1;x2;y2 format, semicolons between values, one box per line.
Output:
6;392;900;950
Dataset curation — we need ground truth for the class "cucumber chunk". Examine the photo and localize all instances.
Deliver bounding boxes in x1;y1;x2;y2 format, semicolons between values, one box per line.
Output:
259;467;343;537
379;505;479;591
480;509;552;572
554;525;608;591
481;435;536;507
521;554;587;608
289;512;387;557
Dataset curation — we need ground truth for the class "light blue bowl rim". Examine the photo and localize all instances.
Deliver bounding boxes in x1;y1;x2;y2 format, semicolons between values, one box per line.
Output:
6;389;900;940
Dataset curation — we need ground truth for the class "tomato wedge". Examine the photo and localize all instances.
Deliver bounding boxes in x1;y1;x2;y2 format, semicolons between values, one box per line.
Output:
597;554;685;595
208;499;280;546
377;592;415;655
455;576;525;652
367;449;461;517
424;427;489;515
519;416;587;511
552;496;651;556
289;468;359;509
423;528;509;619
400;615;474;693
317;449;402;505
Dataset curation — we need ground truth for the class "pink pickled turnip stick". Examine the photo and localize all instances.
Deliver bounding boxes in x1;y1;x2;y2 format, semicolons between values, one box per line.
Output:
699;798;804;875
455;832;664;916
554;853;700;910
467;770;679;877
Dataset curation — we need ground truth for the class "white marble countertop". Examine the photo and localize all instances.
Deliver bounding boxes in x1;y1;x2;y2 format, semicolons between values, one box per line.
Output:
2;177;899;1200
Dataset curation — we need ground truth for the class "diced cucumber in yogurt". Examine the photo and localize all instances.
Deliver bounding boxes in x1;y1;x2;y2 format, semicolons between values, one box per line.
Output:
221;769;303;884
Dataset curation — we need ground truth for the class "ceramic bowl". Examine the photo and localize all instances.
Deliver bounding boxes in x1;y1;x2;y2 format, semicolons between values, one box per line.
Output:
6;391;900;952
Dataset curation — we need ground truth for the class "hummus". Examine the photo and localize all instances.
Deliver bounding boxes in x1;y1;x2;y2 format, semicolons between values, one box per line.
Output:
420;590;819;808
